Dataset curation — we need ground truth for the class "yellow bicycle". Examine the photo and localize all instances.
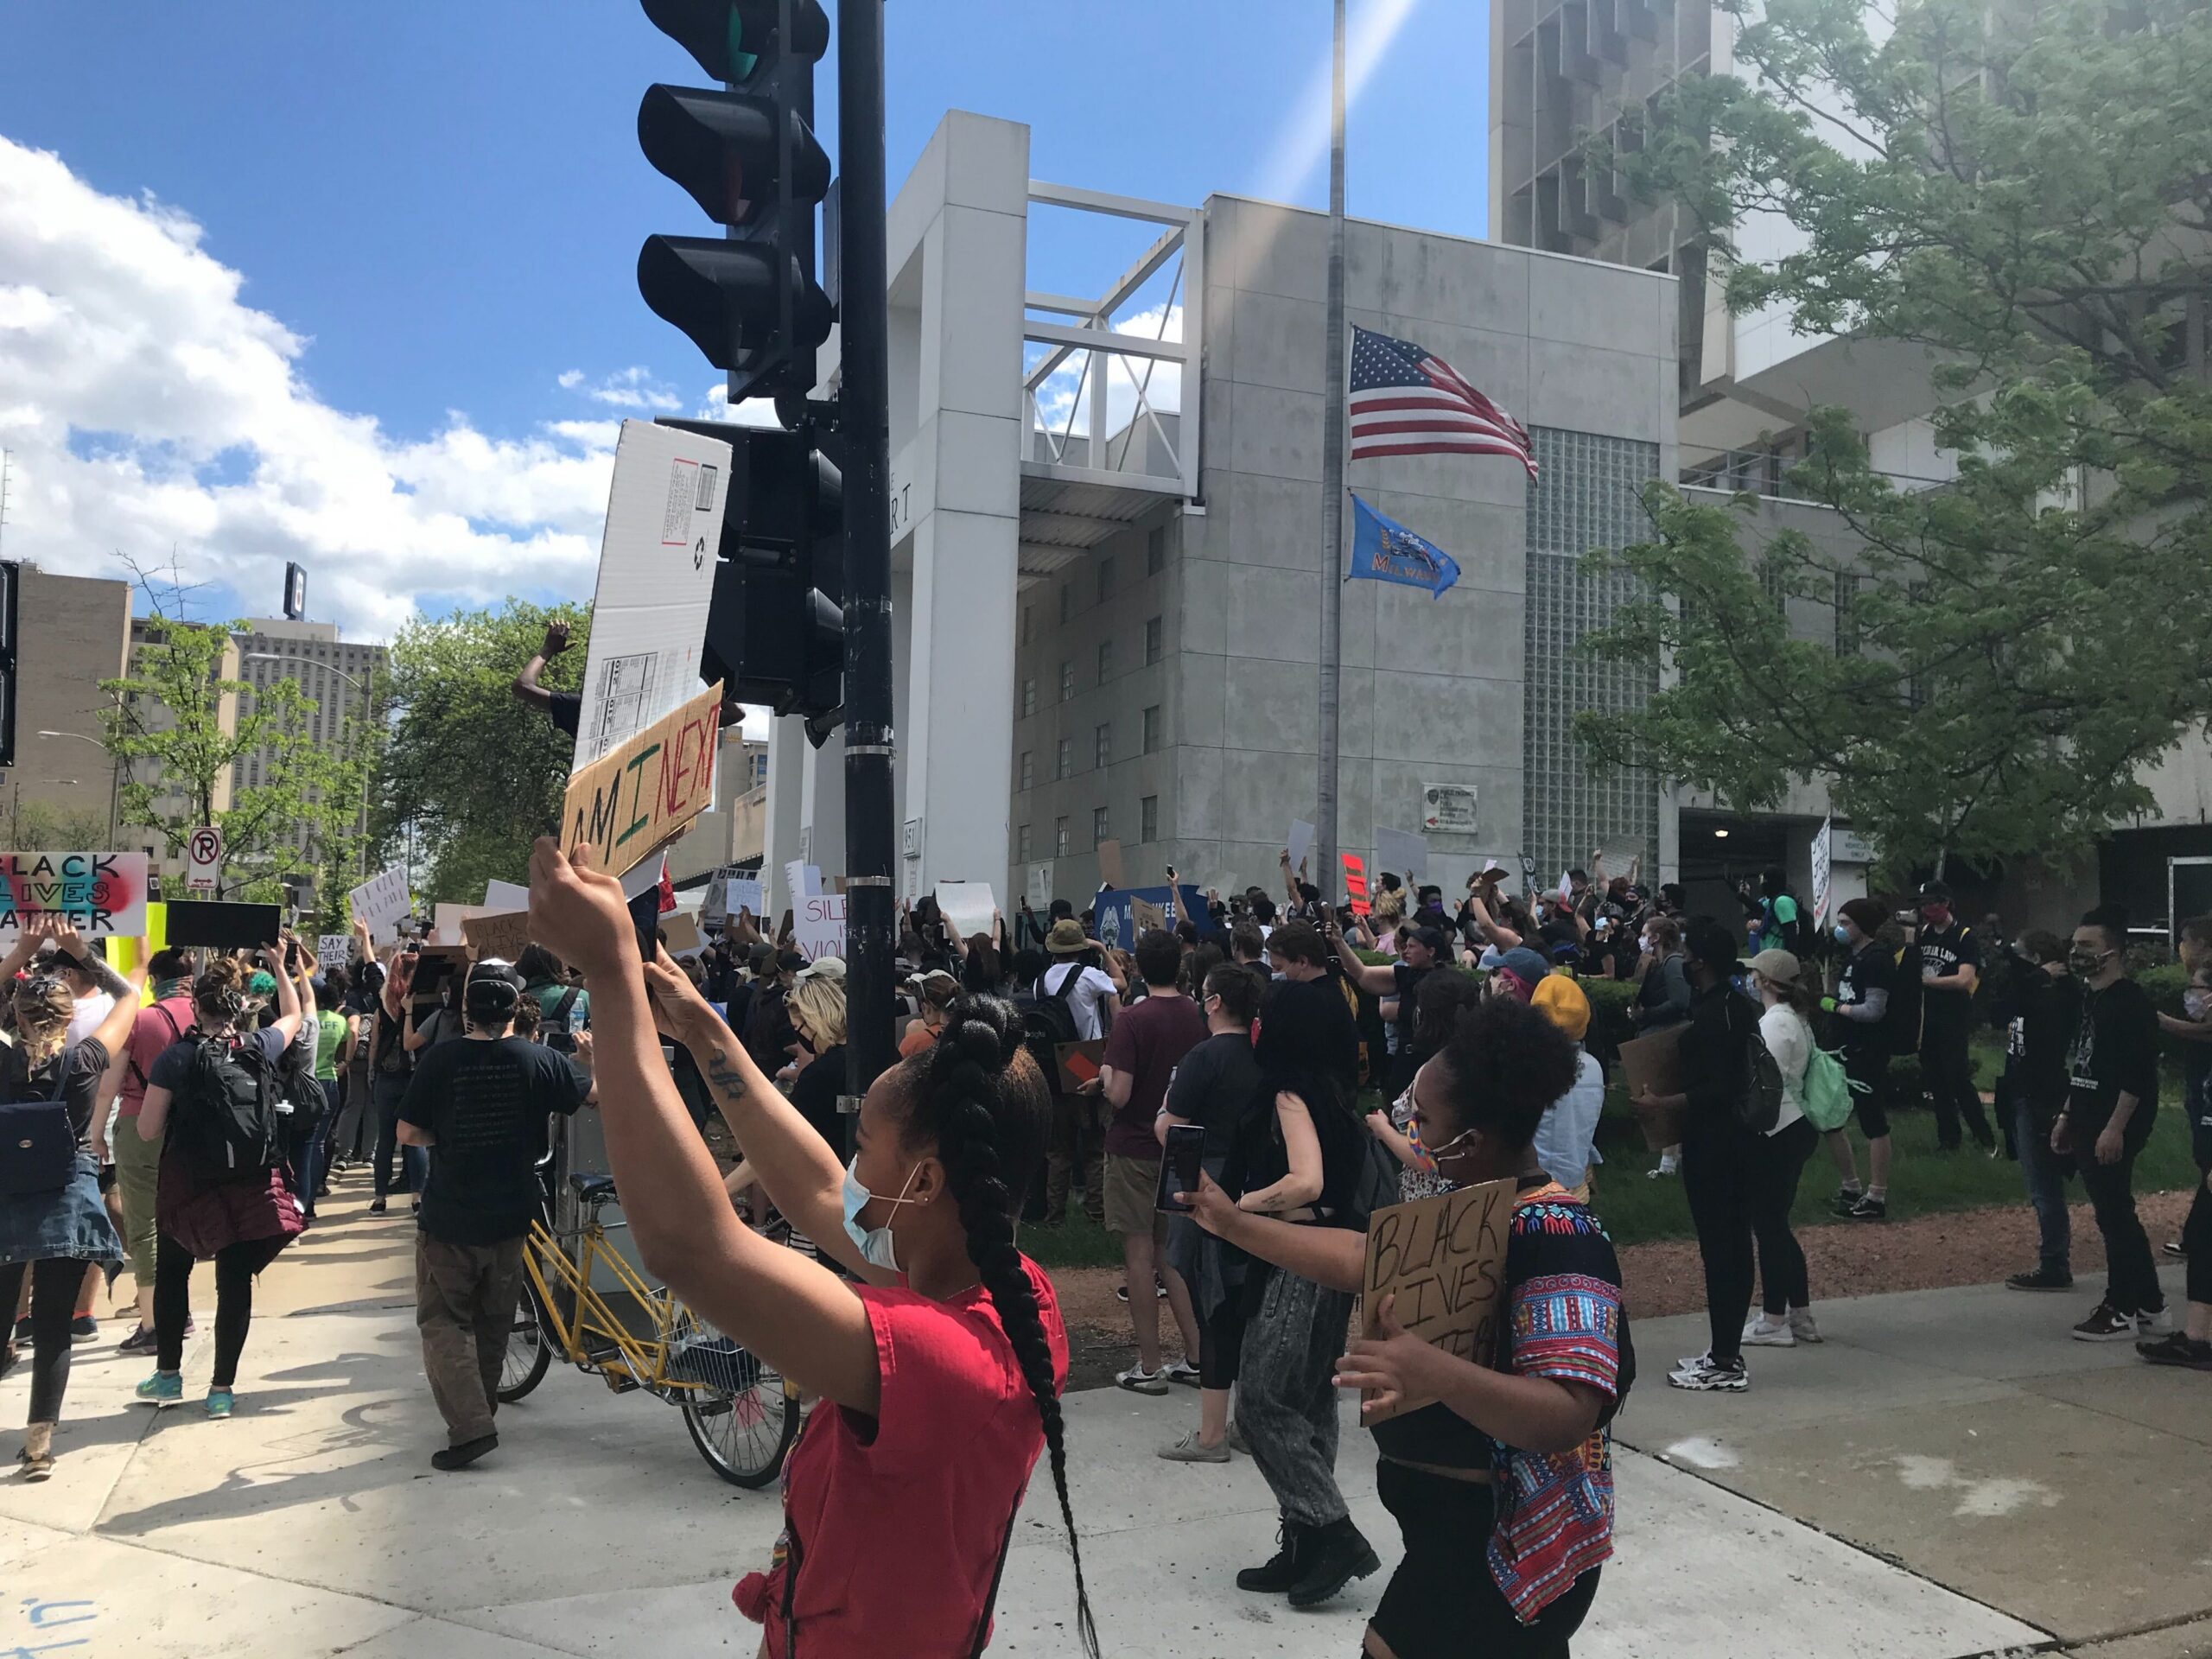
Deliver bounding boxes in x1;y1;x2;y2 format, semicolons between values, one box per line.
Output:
499;1172;801;1487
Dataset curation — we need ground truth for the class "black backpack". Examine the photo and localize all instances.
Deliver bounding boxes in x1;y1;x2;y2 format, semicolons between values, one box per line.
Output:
1732;993;1786;1134
1025;964;1084;1052
171;1033;285;1178
273;1025;324;1126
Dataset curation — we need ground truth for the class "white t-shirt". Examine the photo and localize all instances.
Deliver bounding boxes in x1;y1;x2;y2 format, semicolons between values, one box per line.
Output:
1037;963;1118;1041
1758;1003;1811;1135
66;990;115;1048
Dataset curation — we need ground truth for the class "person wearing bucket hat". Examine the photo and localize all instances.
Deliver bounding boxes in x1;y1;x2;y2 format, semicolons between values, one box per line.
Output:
1035;921;1119;1043
1530;975;1605;1201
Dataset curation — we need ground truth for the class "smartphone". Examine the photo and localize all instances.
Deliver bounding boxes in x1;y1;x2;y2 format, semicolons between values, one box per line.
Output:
1154;1122;1206;1213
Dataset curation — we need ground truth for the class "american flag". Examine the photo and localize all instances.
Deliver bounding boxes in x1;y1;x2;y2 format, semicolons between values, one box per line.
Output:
1348;324;1536;478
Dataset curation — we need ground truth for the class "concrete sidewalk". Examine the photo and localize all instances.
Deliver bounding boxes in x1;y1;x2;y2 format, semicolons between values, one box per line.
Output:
0;1179;2183;1657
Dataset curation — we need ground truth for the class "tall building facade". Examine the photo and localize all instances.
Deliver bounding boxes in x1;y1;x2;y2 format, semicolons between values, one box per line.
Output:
231;618;387;865
6;566;132;844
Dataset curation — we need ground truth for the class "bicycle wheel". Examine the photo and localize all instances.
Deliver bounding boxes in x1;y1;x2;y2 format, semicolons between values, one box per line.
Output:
672;1317;799;1488
499;1278;554;1403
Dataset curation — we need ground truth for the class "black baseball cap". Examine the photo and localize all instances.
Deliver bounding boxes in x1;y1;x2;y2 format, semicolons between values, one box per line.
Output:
1918;880;1954;904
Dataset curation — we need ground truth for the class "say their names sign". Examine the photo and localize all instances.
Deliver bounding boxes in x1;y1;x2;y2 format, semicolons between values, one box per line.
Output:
561;681;724;880
0;852;151;939
1358;1179;1514;1421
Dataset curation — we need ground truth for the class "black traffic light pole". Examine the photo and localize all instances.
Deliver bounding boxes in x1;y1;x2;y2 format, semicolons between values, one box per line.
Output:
836;0;896;1101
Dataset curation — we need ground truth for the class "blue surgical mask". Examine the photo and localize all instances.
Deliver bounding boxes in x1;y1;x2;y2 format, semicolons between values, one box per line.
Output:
841;1155;922;1272
1833;924;1853;944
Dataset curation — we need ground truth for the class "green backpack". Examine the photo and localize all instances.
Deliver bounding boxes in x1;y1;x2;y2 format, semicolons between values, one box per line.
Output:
1800;1045;1859;1133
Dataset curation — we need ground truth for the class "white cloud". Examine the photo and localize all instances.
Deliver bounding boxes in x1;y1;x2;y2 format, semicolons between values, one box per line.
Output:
693;379;792;428
1029;302;1183;444
0;135;655;639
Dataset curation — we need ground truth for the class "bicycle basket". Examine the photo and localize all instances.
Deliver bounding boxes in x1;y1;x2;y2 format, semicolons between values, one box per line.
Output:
668;1326;762;1395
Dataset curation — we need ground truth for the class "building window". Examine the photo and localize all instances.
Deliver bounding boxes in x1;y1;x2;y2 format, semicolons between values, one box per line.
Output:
1141;795;1159;843
1059;583;1074;626
1144;616;1163;664
1056;817;1071;857
1017;823;1033;861
1019;750;1033;791
1832;570;1859;657
1058;660;1075;702
1147;526;1166;575
1092;805;1109;846
1096;639;1113;682
1057;738;1073;780
1021;677;1037;716
1096;556;1115;602
1759;555;1788;613
1142;704;1162;753
1094;722;1111;768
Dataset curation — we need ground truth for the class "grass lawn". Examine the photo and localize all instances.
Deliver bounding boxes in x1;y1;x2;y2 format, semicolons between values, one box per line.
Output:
1021;1034;2205;1267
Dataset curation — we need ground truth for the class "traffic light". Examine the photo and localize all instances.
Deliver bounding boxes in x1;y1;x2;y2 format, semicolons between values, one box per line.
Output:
638;0;835;404
658;418;844;728
0;560;16;771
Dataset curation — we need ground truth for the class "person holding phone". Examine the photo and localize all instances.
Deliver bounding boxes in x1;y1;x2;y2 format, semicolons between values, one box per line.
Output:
524;838;1098;1659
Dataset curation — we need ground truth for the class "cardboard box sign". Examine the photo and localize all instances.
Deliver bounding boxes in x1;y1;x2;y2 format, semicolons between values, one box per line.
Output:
561;680;725;880
461;909;532;964
659;912;704;957
1357;1179;1514;1421
164;900;285;950
1618;1025;1688;1152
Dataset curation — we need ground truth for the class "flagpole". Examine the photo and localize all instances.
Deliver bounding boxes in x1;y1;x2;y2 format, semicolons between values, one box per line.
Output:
1316;0;1348;906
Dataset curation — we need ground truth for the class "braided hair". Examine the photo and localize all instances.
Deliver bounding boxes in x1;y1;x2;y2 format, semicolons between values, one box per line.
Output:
894;992;1099;1659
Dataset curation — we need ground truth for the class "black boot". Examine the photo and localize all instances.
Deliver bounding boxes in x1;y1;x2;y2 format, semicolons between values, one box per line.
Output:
1236;1522;1307;1593
1287;1516;1382;1608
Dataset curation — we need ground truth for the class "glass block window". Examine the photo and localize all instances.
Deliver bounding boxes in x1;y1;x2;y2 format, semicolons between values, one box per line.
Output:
1142;704;1161;753
1141;795;1159;843
1145;616;1164;664
1523;426;1662;883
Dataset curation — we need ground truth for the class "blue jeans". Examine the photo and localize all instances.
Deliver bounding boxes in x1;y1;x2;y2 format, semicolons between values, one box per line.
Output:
2016;1097;2071;1274
296;1080;340;1218
373;1071;427;1199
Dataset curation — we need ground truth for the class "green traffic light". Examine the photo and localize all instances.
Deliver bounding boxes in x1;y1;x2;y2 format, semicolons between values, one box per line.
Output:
728;10;757;79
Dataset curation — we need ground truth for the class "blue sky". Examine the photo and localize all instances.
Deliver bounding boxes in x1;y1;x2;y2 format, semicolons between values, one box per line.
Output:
0;0;1486;635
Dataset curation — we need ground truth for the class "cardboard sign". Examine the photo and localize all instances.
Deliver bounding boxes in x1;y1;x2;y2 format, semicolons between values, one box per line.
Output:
1359;1179;1515;1421
1055;1039;1108;1095
794;892;847;961
1128;895;1167;934
0;852;151;939
935;880;996;944
317;934;351;971
165;900;283;950
569;420;730;773
1287;819;1316;880
349;864;411;944
461;909;532;965
1618;1025;1689;1152
1096;838;1125;889
1343;852;1370;917
1376;827;1428;883
1092;884;1204;953
661;912;704;957
561;680;725;880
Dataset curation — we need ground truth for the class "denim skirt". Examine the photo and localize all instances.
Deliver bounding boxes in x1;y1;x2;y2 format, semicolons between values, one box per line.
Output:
0;1152;124;1268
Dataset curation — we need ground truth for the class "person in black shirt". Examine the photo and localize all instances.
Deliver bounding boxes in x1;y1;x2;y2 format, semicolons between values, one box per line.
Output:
397;961;592;1470
1819;897;1898;1219
1999;932;2082;1292
1328;920;1443;1098
1916;880;1996;1152
2056;906;2164;1340
2144;917;2212;1369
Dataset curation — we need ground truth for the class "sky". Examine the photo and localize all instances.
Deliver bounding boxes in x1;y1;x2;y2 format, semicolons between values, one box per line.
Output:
0;0;1488;644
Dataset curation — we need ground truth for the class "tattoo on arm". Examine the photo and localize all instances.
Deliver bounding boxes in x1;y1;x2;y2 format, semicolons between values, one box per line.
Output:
87;955;133;1001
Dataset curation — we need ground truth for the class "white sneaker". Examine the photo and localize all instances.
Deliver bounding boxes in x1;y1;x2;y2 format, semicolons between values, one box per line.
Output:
1115;1364;1169;1396
1668;1356;1749;1392
2135;1307;2168;1338
1741;1315;1796;1348
1677;1350;1713;1372
1789;1309;1822;1344
1647;1154;1680;1179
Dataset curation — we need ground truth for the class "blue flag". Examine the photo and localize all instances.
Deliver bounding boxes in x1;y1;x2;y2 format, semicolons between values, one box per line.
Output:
1347;495;1461;598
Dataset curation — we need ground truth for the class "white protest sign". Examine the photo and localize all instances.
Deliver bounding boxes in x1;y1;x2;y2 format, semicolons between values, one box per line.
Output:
317;934;351;971
483;880;531;911
0;852;150;940
1287;819;1316;880
794;892;848;962
348;864;411;944
569;420;730;774
1375;827;1428;882
1811;818;1834;930
726;877;763;918
432;903;499;946
783;859;809;915
1026;862;1052;912
936;880;997;943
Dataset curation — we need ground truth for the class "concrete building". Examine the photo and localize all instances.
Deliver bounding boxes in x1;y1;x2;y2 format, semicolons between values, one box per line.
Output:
5;565;132;845
230;619;386;868
763;111;1679;920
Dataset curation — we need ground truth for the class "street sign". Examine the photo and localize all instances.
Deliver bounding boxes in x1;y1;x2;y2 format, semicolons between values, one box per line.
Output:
186;825;223;894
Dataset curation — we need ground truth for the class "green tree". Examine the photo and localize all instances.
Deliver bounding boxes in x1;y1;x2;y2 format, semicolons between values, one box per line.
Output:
100;620;372;904
376;600;588;907
1579;0;2212;875
8;799;113;849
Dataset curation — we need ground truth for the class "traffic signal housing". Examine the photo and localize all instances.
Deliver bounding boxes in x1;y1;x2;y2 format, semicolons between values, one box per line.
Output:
659;418;843;729
638;0;835;403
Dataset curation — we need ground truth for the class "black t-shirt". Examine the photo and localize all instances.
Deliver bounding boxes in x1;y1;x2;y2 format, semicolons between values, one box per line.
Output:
1255;975;1361;1103
2064;976;2159;1147
397;1036;587;1244
1916;922;1981;1035
1;1038;112;1151
545;690;582;737
1389;961;1433;1049
1835;940;1897;1058
1164;1031;1262;1160
2001;967;2080;1121
789;1043;846;1154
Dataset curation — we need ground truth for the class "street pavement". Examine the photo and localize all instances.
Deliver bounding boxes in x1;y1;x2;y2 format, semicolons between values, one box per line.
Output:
0;1176;2198;1658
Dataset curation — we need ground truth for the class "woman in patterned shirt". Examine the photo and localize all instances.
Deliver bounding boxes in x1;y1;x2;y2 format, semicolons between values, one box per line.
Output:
1185;994;1630;1657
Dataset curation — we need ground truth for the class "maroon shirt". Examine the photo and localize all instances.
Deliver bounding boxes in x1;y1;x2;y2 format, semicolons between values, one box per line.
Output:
1100;991;1208;1159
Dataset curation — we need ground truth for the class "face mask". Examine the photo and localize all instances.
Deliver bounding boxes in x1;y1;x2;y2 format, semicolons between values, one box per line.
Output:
1921;906;1951;928
1834;924;1853;944
2069;950;2109;979
840;1155;923;1272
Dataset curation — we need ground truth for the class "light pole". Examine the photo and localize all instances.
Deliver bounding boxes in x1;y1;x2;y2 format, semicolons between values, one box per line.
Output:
35;730;119;845
240;653;378;878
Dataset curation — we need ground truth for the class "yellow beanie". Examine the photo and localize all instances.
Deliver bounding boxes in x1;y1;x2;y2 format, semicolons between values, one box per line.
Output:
1531;971;1591;1044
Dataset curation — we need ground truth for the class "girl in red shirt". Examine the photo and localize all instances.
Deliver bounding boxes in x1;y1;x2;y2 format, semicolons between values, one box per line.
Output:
527;841;1097;1659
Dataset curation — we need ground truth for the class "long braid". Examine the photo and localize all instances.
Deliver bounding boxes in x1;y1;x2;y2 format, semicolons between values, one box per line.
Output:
918;1002;1100;1659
